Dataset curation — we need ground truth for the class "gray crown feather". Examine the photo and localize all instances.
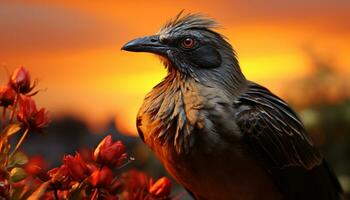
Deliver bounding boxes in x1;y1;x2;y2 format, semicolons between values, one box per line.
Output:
159;11;220;34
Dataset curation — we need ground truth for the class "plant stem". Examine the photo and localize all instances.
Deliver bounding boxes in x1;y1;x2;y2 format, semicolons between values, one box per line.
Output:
9;128;29;158
91;189;98;200
117;156;134;170
9;94;18;123
54;189;59;200
1;107;6;129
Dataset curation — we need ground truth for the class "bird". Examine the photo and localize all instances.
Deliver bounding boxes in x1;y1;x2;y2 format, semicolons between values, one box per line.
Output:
121;12;343;200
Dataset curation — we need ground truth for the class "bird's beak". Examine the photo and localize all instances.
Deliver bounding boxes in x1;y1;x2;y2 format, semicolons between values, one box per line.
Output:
121;35;167;56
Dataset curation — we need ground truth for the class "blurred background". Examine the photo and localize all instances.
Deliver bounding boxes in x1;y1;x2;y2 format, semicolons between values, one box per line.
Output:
0;0;349;198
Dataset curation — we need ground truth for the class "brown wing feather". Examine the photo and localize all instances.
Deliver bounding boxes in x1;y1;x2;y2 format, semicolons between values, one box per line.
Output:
235;83;322;169
234;82;343;199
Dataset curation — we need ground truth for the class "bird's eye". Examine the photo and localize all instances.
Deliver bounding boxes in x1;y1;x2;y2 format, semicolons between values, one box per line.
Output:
181;37;195;49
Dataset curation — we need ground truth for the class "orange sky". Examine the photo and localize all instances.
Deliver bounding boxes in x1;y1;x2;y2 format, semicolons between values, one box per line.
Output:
0;1;349;135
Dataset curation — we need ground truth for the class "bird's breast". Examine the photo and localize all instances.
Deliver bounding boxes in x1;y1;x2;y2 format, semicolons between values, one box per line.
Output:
137;80;240;153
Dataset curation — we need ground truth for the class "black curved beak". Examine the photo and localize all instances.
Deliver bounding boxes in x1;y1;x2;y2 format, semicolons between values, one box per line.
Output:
121;35;167;55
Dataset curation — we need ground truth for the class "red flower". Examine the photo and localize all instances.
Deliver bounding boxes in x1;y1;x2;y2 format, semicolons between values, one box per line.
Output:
149;177;172;199
121;170;148;200
0;85;16;107
93;135;127;167
63;153;90;181
17;96;49;131
48;165;72;190
24;155;49;182
10;66;35;94
86;163;98;174
25;156;47;176
88;166;113;187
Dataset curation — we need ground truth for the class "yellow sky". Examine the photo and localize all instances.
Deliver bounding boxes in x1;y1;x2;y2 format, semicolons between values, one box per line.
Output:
0;1;349;135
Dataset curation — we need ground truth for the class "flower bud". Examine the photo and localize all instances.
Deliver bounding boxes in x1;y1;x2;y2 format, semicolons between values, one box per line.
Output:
10;66;33;94
0;85;16;107
149;177;172;198
24;155;47;177
88;166;113;187
93;135;127;167
122;170;148;199
63;153;90;181
48;165;72;190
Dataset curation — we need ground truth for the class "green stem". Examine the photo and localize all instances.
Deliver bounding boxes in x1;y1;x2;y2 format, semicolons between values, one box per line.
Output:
9;128;29;158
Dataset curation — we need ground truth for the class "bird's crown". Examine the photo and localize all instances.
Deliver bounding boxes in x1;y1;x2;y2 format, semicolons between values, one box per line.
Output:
158;11;220;36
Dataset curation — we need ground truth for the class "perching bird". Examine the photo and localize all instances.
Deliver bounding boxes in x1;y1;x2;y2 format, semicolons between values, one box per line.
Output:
122;12;343;200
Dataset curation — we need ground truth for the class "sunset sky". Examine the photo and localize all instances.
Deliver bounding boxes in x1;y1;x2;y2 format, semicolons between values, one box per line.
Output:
0;0;349;135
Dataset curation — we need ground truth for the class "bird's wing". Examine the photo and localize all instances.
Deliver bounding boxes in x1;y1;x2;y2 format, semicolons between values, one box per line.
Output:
234;83;322;169
234;83;342;199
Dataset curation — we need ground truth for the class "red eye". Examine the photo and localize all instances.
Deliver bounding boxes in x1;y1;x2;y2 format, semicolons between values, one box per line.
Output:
182;37;195;49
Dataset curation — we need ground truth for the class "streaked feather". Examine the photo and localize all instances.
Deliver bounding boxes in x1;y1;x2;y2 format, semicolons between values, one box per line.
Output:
234;82;342;199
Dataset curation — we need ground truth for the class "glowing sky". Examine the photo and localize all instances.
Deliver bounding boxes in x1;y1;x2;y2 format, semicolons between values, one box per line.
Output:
0;1;349;135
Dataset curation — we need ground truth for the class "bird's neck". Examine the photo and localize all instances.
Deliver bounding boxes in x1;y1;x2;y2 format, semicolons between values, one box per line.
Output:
165;60;246;98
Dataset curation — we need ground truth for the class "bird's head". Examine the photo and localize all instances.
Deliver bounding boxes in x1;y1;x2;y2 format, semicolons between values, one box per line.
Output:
122;12;245;89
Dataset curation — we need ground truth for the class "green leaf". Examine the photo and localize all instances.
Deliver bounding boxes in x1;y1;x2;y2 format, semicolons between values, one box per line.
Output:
10;167;27;183
27;181;49;200
8;152;29;167
2;123;22;137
